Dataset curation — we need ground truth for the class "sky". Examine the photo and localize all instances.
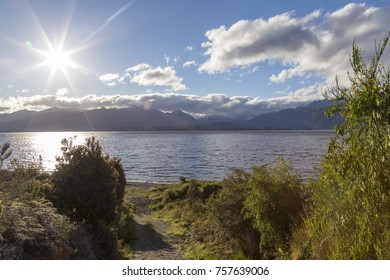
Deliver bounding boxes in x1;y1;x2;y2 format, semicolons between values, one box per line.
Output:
0;0;389;118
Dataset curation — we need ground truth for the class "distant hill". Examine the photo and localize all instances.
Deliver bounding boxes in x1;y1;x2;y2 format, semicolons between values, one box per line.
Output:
0;100;343;132
0;107;199;132
245;100;343;130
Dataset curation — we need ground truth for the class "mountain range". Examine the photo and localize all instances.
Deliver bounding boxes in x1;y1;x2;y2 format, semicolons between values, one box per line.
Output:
0;100;342;132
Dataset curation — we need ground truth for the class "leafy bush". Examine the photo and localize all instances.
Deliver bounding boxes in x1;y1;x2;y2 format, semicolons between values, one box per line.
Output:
244;159;305;259
117;202;137;243
162;180;221;204
294;33;390;259
163;183;189;203
0;200;74;259
209;160;305;259
0;160;74;260
200;183;222;200
208;168;260;259
52;137;126;225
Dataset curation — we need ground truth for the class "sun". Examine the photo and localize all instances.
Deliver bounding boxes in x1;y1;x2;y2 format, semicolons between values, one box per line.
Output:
24;38;87;90
43;47;71;71
32;41;84;86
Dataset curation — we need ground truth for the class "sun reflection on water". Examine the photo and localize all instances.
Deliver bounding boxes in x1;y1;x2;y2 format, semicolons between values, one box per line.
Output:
29;132;86;171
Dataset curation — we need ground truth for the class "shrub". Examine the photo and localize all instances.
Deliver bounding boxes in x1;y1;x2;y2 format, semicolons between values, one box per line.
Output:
0;158;74;260
208;168;261;259
200;183;222;200
208;160;305;259
162;180;221;205
244;159;305;259
52;137;126;225
0;199;74;260
117;202;137;243
163;183;189;203
296;33;390;259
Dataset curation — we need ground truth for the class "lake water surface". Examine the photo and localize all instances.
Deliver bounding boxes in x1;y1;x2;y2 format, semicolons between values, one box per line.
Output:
0;130;334;183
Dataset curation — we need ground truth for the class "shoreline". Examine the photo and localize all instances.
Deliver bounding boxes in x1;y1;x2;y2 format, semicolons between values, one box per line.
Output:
126;181;173;188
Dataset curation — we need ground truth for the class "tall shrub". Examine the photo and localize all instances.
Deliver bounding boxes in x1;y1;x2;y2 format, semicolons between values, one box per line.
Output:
298;33;390;259
52;137;126;225
244;159;305;259
209;160;305;259
209;168;261;259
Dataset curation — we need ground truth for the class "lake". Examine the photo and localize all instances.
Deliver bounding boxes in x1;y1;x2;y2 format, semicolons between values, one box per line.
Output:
0;130;334;183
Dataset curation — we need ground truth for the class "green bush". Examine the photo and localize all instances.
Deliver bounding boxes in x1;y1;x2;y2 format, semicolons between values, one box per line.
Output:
162;180;221;204
52;137;126;225
208;160;305;259
117;202;137;243
244;159;305;259
163;183;189;203
0;157;74;260
0;199;74;260
208;168;261;259
200;183;222;200
295;33;390;259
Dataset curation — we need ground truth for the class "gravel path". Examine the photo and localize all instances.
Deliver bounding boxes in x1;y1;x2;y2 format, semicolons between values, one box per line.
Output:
128;190;183;260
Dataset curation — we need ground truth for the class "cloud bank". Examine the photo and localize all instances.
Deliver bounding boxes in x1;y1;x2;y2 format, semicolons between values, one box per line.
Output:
0;88;316;119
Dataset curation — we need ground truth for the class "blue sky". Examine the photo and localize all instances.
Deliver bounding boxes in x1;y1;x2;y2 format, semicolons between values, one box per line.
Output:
0;0;389;118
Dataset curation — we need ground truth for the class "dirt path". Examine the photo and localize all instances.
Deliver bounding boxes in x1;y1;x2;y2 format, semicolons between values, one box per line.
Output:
128;189;183;260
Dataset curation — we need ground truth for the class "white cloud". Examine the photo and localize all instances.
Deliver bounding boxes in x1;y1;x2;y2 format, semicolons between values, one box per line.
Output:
99;63;187;91
98;73;121;86
183;60;198;68
199;3;390;87
185;46;194;52
55;88;69;97
275;86;291;95
98;73;120;81
269;66;306;83
163;54;170;65
163;55;179;65
199;11;319;73
16;89;29;93
131;66;187;91
251;66;259;73
125;63;151;72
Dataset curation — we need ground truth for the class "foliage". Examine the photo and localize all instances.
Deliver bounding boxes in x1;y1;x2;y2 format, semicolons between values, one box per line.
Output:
0;163;73;260
161;179;221;205
208;168;260;259
295;32;390;259
207;160;305;259
0;200;74;259
52;137;126;225
244;159;305;259
116;200;137;259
